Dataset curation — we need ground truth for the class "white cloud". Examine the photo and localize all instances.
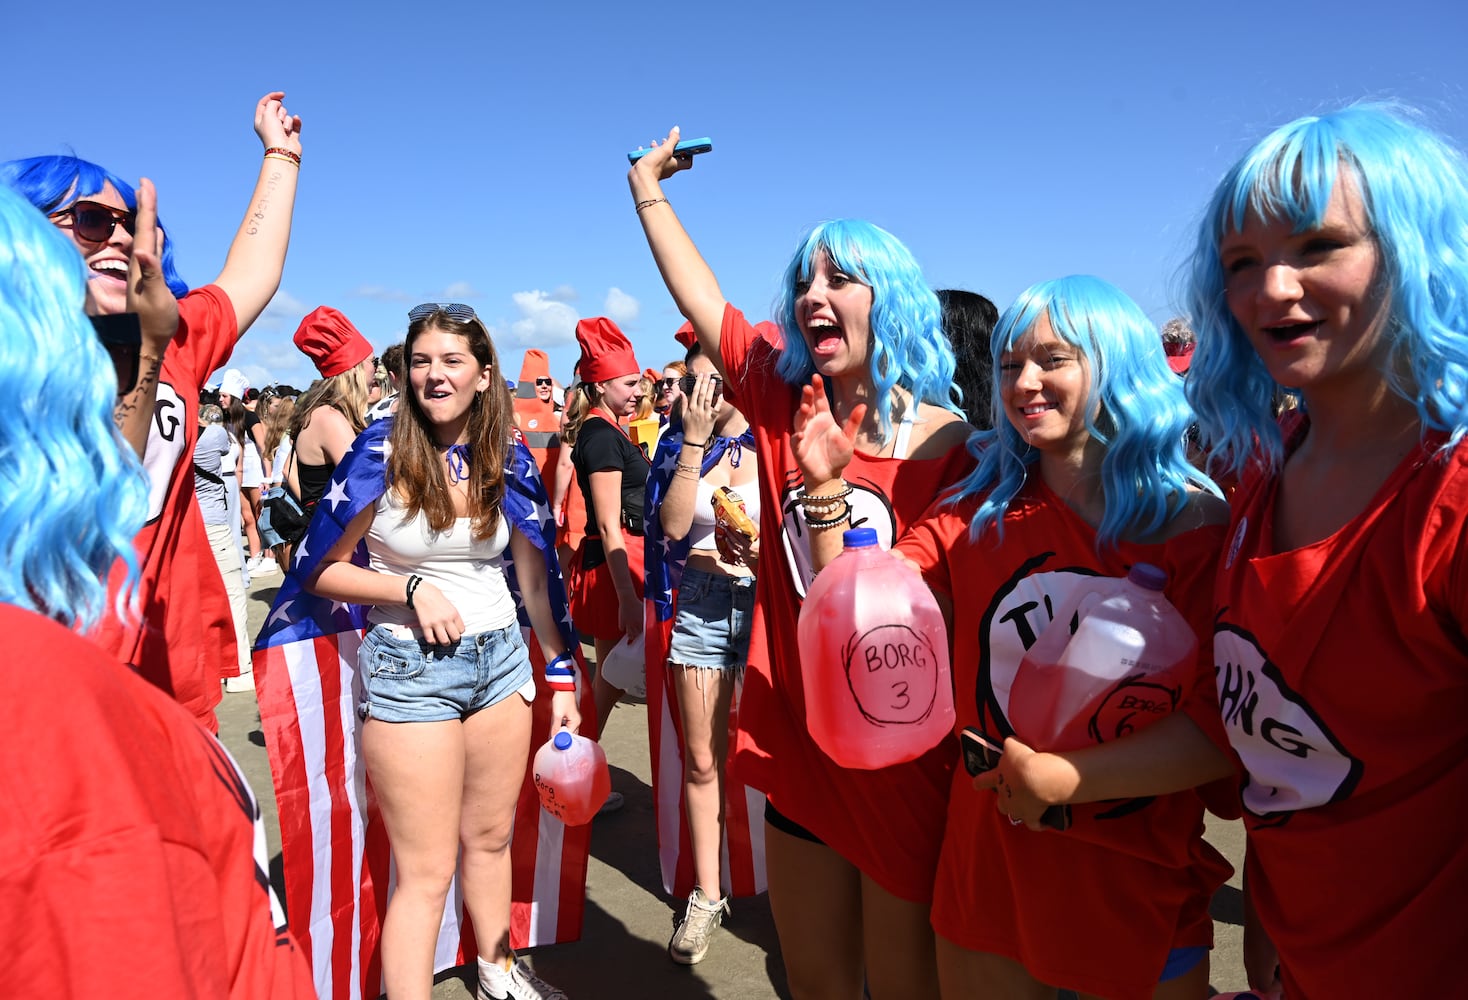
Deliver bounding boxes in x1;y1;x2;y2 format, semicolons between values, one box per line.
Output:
509;290;580;346
437;281;483;300
254;289;309;331
603;287;640;327
351;284;410;302
548;285;579;303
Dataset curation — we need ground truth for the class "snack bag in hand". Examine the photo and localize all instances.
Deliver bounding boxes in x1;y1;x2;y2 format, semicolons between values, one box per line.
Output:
712;486;758;565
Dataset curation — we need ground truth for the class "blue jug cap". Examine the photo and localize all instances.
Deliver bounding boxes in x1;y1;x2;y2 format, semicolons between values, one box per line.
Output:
553;730;574;751
1128;563;1167;590
843;527;878;548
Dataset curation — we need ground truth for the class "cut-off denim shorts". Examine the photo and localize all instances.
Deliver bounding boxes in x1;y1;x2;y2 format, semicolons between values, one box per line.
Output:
667;567;755;671
358;621;532;723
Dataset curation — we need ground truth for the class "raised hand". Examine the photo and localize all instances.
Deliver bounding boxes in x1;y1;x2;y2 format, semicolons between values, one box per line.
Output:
254;91;303;155
629;125;695;188
127;178;178;357
680;372;722;443
791;374;865;488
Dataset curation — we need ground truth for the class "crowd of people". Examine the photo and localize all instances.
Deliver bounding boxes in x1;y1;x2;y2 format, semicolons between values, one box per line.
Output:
3;90;1466;1000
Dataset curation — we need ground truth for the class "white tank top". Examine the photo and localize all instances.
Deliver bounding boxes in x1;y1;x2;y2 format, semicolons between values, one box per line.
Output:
365;488;517;635
687;476;762;551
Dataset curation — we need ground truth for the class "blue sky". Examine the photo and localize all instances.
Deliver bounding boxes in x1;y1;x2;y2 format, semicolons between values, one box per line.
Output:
5;1;1465;392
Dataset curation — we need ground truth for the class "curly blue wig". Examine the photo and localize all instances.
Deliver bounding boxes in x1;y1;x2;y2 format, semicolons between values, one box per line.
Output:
952;275;1217;551
0;185;147;627
1185;103;1468;473
0;155;190;298
773;219;962;435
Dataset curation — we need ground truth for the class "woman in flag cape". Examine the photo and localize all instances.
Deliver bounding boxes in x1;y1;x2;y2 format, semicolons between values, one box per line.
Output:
643;333;761;966
264;303;581;1000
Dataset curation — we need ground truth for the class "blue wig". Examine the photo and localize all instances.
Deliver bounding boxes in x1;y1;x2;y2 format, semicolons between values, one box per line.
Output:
1185;103;1468;473
0;155;190;298
951;275;1218;552
0;184;147;628
773;219;962;435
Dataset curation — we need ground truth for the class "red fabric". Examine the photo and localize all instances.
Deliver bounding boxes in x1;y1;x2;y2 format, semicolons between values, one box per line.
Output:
292;305;372;378
896;479;1233;999
720;304;973;902
91;285;238;732
575;316;638;383
673;321;697;350
2;607;314;999
567;530;645;641
1214;413;1468;999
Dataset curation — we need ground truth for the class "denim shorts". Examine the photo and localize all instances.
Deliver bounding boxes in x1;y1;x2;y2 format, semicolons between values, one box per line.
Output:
358;622;532;723
667;567;755;671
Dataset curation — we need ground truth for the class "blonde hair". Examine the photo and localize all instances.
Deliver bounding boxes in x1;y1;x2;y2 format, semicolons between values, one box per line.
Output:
288;365;370;441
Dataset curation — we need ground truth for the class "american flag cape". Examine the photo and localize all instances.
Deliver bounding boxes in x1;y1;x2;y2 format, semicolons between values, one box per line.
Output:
643;421;767;899
251;419;594;1000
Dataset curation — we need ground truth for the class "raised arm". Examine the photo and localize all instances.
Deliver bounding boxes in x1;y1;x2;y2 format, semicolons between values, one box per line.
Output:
211;92;303;338
114;177;178;459
628;127;729;377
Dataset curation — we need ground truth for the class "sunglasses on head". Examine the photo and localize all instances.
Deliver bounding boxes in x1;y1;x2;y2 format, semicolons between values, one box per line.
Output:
679;374;722;397
50;200;137;243
408;302;478;324
534;377;554;387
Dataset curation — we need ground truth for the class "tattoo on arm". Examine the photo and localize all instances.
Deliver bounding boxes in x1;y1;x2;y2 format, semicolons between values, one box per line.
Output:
113;355;163;427
245;168;283;236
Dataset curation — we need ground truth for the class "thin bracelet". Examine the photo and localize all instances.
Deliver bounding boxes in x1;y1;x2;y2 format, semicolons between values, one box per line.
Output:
675;461;703;475
263;146;301;166
264;154;299;168
635;197;668;213
405;574;423;610
682;438;709;450
795;482;852;506
805;508;852;530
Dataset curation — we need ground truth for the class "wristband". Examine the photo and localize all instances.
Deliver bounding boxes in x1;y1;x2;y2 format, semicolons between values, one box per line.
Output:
544;651;577;692
405;574;423;610
263;146;301;166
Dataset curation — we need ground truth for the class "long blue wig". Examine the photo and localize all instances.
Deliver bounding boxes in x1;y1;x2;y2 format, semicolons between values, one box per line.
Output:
0;185;147;627
1185;103;1468;473
0;155;190;298
773;219;962;435
951;275;1217;551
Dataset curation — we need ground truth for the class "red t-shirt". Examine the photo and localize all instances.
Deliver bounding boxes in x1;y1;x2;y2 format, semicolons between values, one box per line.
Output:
1;607;314;998
721;304;974;902
92;285;238;731
895;477;1233;998
1215;415;1468;999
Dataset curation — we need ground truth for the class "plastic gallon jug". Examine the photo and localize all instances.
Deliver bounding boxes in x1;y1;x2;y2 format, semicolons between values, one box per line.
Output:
533;728;611;826
797;527;954;769
1008;563;1194;752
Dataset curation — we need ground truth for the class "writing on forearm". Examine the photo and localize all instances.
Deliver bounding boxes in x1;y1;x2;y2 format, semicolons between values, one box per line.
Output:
113;355;163;428
244;167;284;236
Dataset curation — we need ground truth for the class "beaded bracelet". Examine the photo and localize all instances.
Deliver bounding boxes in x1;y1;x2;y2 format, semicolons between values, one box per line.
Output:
405;574;424;610
264;146;301;166
805;507;852;530
635;197;668;213
795;482;852;507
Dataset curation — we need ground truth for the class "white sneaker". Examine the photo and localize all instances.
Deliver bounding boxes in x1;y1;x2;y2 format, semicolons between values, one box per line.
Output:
478;956;567;1000
248;556;280;576
224;672;255;693
668;886;729;965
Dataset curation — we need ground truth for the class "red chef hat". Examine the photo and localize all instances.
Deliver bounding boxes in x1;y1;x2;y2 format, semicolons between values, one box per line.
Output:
293;306;374;378
575;317;639;383
674;321;697;350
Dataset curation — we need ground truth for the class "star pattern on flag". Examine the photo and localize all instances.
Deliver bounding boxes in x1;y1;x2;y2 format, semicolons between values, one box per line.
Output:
322;477;351;512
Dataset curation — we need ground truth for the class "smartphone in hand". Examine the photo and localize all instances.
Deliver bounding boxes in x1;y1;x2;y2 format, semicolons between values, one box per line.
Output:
628;137;714;164
960;727;1072;831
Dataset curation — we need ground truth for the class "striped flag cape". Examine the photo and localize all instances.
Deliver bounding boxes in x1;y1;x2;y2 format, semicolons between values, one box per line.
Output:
252;419;594;1000
643;421;767;899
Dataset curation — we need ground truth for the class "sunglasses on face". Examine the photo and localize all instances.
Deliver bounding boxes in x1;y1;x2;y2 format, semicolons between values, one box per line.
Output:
407;302;478;323
50;200;137;243
679;374;722;397
534;377;554;387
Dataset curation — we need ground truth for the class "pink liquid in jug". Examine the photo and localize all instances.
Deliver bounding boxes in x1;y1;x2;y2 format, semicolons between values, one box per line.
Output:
797;527;954;770
1008;564;1193;752
533;728;611;826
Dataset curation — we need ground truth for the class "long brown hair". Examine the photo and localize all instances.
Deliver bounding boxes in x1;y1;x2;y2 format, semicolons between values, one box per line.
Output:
263;397;296;458
387;311;511;540
289;366;370;442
